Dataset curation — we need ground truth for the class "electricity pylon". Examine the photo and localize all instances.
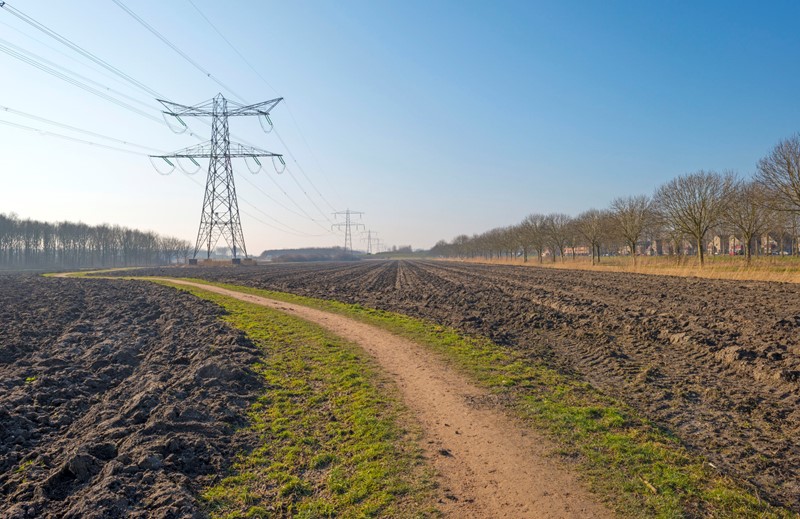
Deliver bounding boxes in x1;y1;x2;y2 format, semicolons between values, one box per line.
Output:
152;93;282;260
332;209;364;255
362;230;377;254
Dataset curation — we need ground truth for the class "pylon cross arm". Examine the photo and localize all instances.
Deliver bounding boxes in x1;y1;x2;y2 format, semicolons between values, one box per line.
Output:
152;142;282;159
157;97;282;117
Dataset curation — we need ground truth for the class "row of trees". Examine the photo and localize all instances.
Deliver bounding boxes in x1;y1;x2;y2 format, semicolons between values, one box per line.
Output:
432;134;800;267
0;213;192;269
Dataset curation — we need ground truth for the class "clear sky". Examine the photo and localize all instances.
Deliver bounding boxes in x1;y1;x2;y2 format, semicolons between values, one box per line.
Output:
2;1;800;253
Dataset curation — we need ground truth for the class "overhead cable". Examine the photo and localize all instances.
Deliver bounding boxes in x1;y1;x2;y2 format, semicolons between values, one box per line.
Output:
0;118;159;156
111;0;246;102
0;2;164;98
0;105;163;153
185;0;342;211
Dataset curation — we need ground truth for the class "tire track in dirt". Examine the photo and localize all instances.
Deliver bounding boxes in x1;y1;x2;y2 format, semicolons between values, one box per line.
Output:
159;278;613;519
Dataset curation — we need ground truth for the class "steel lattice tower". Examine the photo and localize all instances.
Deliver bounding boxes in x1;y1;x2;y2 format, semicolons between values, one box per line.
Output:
363;229;377;254
332;209;364;255
153;93;282;260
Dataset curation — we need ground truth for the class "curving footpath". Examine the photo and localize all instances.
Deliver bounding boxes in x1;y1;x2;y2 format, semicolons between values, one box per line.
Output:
158;278;613;518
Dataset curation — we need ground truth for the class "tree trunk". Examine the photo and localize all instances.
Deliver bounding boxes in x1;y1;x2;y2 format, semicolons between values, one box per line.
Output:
697;237;705;266
744;233;752;264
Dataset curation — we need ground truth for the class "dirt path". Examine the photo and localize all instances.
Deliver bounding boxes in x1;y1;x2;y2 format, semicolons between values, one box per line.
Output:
160;278;613;518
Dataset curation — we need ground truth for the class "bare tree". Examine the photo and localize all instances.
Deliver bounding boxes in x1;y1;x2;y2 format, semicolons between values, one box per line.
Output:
755;134;800;211
574;209;609;265
519;213;548;263
177;239;192;264
654;170;734;266
610;195;654;266
721;180;776;263
545;213;572;262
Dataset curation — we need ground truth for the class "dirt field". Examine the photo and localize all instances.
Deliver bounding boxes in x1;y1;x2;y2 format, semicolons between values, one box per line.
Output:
0;274;262;518
114;260;800;512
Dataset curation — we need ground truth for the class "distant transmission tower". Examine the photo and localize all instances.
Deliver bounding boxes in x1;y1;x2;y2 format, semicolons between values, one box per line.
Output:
332;209;364;255
363;230;377;254
152;93;282;262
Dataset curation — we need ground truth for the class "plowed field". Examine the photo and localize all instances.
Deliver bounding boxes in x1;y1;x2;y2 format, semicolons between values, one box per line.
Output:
0;275;261;518
116;260;800;512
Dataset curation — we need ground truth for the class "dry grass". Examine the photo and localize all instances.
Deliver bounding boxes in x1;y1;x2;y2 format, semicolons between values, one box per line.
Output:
459;255;800;283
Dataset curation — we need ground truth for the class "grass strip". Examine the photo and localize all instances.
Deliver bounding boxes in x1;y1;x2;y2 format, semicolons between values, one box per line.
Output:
167;278;795;519
157;282;438;518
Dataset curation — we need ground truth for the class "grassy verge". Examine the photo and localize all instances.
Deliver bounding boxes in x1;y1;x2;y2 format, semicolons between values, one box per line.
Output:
166;278;795;519
157;282;438;518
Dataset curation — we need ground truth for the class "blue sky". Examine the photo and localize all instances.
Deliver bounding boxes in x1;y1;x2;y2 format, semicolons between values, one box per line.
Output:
2;1;800;252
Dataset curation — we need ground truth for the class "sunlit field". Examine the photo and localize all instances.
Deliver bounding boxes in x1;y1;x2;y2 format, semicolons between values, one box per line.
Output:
463;254;800;284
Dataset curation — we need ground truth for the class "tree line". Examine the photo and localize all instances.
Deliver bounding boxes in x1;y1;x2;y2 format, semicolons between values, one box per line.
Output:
0;213;192;269
431;134;800;267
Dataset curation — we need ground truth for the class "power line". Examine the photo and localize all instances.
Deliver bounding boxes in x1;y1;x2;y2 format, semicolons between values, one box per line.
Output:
0;38;166;125
0;2;164;99
0;36;157;111
235;171;327;224
186;116;336;227
0;18;146;95
185;0;281;97
256;167;338;232
181;0;341;215
0;105;163;153
106;0;338;231
166;160;329;239
111;0;246;102
1;1;338;245
284;164;335;223
0;118;157;156
273;127;339;212
237;196;328;237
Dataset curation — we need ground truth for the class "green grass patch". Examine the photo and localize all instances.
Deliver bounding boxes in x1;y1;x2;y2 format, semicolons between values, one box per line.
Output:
162;278;795;519
158;282;438;518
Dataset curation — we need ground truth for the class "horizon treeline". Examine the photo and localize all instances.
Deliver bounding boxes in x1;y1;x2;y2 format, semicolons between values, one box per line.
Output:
431;133;800;267
0;213;191;269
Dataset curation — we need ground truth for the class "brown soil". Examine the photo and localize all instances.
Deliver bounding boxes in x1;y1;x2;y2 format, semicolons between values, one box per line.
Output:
0;274;262;518
160;278;613;518
113;260;800;512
